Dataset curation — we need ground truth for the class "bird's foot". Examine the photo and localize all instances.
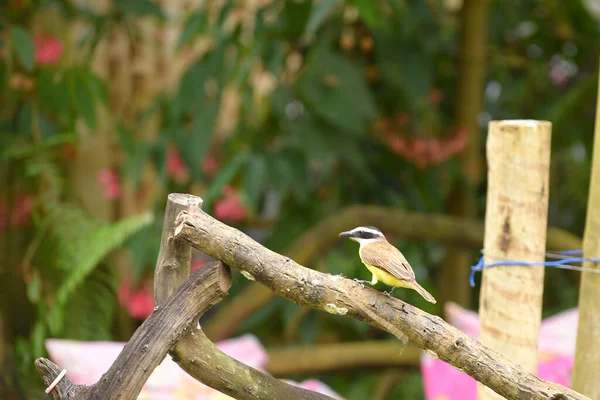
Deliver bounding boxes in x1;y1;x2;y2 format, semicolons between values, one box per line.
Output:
353;278;371;288
383;288;396;297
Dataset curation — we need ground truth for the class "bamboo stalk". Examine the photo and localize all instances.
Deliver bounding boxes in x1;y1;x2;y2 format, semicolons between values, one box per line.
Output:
571;60;600;398
477;120;552;400
441;0;490;308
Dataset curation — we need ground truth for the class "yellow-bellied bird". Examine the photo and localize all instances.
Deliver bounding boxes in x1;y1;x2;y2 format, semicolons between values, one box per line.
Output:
339;226;436;304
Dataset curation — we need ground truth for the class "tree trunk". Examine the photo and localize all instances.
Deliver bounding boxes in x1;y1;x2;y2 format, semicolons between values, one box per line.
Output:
440;0;490;308
571;61;600;398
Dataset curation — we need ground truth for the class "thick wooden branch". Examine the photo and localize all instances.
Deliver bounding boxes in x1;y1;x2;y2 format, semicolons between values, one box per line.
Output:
171;327;334;400
266;341;420;376
36;261;231;399
154;193;203;304
204;205;582;340
174;206;589;400
154;196;332;399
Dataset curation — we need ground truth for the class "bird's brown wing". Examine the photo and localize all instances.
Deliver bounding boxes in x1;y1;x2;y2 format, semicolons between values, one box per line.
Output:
360;240;416;282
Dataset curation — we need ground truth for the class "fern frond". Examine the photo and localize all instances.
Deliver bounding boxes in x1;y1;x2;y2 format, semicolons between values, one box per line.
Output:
46;212;153;334
63;267;117;340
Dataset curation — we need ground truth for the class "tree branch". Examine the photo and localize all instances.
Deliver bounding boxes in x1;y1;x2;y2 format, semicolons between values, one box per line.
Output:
266;341;420;376
174;206;589;400
154;195;333;400
204;205;582;340
35;261;232;399
171;327;334;400
154;193;203;304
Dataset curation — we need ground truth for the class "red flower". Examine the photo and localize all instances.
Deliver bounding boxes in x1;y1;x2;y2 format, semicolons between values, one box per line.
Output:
166;146;189;183
118;277;155;320
214;186;247;222
202;154;219;177
11;195;35;228
0;195;35;232
427;88;444;104
190;258;206;273
97;168;121;199
33;35;63;65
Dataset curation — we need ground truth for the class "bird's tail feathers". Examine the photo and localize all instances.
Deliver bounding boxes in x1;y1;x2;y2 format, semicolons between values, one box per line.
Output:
410;282;437;304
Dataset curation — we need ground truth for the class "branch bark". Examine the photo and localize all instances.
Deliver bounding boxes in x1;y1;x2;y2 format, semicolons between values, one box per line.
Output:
154;193;203;304
154;195;333;400
171;327;334;400
266;341;419;376
174;205;589;400
35;261;232;399
204;205;582;341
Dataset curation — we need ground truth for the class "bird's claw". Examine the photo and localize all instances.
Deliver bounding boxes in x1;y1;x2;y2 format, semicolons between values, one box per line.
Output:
353;278;370;288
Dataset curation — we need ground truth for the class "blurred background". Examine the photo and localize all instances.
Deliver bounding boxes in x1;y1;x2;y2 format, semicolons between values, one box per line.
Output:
0;0;598;398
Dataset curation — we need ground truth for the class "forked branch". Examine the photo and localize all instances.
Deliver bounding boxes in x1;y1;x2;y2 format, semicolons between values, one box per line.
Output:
36;261;232;399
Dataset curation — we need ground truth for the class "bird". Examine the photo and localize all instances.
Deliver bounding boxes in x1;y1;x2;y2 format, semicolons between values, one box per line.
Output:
339;226;436;304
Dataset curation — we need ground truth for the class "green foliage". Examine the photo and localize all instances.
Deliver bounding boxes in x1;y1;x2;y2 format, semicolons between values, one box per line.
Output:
11;26;35;72
3;0;600;397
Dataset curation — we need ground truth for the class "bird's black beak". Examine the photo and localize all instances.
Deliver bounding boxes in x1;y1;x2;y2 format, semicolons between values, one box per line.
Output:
339;231;353;238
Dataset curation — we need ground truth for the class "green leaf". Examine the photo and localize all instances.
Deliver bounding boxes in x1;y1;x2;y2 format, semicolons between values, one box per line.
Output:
122;143;152;187
114;0;164;18
243;154;267;208
177;11;206;50
350;0;380;28
280;0;313;38
265;153;294;195
117;124;136;155
375;37;433;100
11;26;35;71
304;0;343;36
203;152;250;209
39;70;72;123
87;74;108;105
68;70;97;130
297;45;376;136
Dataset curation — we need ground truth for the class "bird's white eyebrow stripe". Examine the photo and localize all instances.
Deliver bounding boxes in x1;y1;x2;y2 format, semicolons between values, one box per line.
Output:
354;227;383;236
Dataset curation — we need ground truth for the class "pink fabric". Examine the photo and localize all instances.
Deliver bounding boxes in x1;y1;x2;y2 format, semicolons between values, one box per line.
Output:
46;334;340;399
420;303;577;400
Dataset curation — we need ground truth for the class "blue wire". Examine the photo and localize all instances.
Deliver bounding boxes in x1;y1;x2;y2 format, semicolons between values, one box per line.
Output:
469;252;600;287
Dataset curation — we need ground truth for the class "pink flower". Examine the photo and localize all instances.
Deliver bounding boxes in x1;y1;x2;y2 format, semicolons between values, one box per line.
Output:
97;168;121;199
202;154;219;177
118;277;155;320
190;258;206;273
166;146;189;183
214;186;247;222
0;195;35;232
34;35;63;65
11;195;35;228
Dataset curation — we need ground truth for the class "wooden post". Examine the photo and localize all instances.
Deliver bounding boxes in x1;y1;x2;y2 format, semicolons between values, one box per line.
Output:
572;63;600;398
478;120;552;400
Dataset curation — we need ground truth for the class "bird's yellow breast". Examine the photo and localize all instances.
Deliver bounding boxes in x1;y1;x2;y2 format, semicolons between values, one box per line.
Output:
364;263;412;288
